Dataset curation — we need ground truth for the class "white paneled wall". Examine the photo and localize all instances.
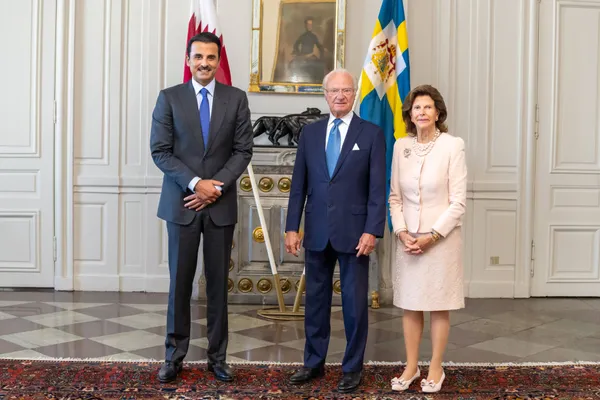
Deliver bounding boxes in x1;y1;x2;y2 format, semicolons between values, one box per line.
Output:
438;0;537;298
49;0;540;299
0;0;57;288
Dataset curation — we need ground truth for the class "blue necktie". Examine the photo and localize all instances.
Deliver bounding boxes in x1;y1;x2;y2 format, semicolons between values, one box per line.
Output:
326;118;342;177
199;88;210;150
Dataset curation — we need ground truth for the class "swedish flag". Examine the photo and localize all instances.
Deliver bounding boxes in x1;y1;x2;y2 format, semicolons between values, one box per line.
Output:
358;0;410;230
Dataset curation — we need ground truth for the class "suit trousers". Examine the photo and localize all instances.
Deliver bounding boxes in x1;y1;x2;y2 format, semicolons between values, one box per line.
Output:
303;241;369;373
165;210;234;364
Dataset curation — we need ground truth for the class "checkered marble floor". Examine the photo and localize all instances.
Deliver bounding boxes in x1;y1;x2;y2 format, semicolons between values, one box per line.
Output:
1;290;600;363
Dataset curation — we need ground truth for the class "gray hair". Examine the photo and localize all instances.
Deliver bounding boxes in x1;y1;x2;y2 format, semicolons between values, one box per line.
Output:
322;68;357;90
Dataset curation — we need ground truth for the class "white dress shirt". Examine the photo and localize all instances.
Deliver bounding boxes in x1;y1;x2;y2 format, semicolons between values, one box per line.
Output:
191;77;215;117
325;111;354;150
188;78;219;192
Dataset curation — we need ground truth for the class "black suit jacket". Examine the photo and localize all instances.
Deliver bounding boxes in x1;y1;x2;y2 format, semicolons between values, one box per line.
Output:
150;80;253;226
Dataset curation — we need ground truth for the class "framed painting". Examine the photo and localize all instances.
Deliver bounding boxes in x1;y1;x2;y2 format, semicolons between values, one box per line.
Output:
249;0;346;94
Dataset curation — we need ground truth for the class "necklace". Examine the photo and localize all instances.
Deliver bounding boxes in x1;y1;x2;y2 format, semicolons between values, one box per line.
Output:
412;129;440;157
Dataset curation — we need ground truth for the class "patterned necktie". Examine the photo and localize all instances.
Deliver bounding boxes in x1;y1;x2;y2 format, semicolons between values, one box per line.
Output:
199;88;210;150
326;118;342;177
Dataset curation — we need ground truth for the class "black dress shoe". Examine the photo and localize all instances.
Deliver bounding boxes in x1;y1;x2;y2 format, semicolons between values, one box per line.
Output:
289;366;325;384
338;371;362;393
208;361;234;382
158;361;182;383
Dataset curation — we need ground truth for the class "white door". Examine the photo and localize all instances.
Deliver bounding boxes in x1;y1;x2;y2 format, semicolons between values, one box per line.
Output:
532;0;600;296
0;0;56;287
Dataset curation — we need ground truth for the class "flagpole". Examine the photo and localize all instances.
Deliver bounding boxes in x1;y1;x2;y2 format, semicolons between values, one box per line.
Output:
246;162;286;313
292;267;305;312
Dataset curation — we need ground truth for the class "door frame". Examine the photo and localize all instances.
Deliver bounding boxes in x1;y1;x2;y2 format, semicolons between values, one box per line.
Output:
514;0;541;298
53;0;75;291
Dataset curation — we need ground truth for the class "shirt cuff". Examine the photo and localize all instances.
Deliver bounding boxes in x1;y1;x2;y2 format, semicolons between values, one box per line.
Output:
188;177;201;192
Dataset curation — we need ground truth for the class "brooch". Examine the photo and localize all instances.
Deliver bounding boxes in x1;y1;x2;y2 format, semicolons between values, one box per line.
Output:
403;148;411;158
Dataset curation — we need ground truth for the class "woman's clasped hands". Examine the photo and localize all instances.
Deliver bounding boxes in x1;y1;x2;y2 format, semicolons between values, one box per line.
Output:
397;231;435;255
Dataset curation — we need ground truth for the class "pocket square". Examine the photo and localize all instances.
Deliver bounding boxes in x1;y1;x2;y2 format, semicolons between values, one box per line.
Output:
352;143;360;151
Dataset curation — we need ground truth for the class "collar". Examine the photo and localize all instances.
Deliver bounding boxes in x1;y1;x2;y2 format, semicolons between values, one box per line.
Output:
327;111;354;127
191;78;216;96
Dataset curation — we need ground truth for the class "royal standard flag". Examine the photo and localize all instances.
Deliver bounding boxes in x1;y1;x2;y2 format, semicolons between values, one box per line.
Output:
358;0;410;230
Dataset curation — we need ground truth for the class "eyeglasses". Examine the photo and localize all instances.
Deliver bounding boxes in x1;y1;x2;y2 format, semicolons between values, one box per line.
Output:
325;88;355;96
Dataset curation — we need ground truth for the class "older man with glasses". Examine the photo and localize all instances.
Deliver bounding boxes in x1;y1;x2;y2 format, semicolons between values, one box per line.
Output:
284;68;386;394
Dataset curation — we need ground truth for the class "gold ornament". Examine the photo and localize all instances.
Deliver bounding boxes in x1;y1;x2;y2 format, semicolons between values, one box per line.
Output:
252;227;265;243
371;291;380;309
238;278;253;293
240;176;252;192
258;177;274;192
257;278;273;294
278;177;291;193
280;278;292;294
333;280;341;294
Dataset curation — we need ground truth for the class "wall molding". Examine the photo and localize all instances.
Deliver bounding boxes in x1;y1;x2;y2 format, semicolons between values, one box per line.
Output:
119;275;170;293
469;281;515;298
74;275;120;291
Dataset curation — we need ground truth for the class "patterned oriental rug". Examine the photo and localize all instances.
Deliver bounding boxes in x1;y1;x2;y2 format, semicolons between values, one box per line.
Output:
1;360;600;399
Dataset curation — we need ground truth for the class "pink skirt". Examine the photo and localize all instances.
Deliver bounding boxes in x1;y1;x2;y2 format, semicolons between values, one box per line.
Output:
393;227;465;311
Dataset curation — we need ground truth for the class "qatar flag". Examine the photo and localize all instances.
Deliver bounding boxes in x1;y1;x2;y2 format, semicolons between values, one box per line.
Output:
183;0;232;85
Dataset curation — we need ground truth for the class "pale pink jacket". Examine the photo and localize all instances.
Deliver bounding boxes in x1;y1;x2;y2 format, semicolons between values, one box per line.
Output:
388;132;467;237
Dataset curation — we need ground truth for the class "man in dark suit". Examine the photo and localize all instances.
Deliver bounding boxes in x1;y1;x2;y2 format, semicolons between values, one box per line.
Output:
150;32;253;383
284;69;386;393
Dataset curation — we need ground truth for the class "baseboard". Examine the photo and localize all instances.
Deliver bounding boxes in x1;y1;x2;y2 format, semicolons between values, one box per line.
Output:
513;281;531;298
54;276;74;291
74;275;121;291
72;275;170;292
119;275;169;293
468;280;515;298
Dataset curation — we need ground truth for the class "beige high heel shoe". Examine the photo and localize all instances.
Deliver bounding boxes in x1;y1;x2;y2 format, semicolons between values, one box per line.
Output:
391;368;420;391
421;370;445;393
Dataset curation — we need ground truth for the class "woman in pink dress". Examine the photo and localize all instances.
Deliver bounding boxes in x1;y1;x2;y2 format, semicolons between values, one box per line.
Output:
388;85;467;394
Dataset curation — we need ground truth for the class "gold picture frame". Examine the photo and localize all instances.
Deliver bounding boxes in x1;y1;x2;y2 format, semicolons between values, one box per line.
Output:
249;0;346;94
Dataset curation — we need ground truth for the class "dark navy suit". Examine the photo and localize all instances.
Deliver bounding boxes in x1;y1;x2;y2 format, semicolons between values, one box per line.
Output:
285;113;386;373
